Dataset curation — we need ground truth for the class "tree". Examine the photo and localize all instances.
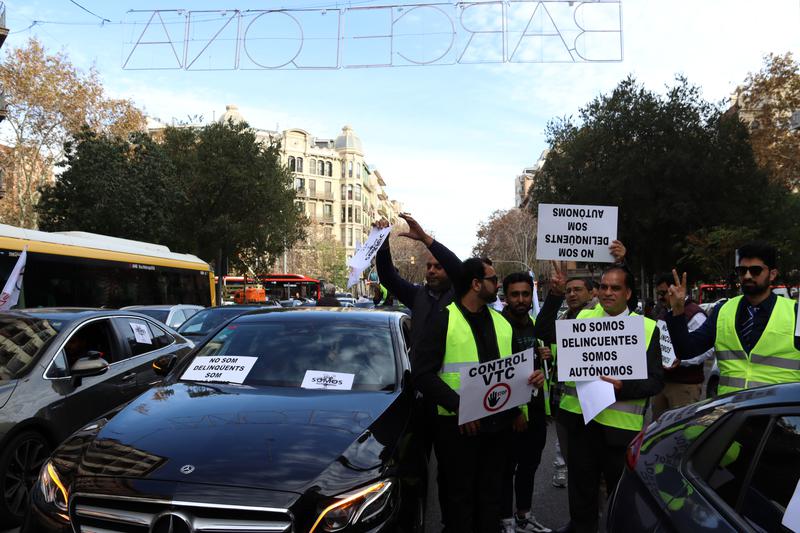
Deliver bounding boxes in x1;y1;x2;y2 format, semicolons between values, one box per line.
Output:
0;38;145;228
737;52;800;191
37;128;174;244
528;76;783;287
160;120;305;271
472;208;539;280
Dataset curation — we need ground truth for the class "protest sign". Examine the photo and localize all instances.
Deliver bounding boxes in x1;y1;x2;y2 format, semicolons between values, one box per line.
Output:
555;315;647;381
347;225;391;287
301;370;355;390
458;348;534;425
130;322;153;344
536;204;617;262
657;319;677;368
0;247;27;310
181;355;258;384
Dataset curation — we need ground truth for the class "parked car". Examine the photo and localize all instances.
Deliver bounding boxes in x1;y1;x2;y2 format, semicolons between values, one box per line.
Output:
0;308;194;526
24;309;427;533
607;382;800;532
335;292;356;306
176;305;276;343
121;304;204;329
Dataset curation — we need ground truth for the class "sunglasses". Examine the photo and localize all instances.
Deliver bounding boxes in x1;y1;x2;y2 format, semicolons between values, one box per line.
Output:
734;265;767;277
482;275;499;284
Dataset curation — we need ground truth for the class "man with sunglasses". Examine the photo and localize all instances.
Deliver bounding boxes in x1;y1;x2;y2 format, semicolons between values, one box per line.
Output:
665;241;800;396
413;257;540;533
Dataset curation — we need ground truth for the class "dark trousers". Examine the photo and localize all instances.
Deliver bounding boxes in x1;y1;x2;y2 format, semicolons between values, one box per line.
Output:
502;401;547;517
435;416;507;533
561;411;636;533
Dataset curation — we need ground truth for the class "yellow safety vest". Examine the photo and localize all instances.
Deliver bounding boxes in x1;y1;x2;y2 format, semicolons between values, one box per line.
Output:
437;302;514;416
714;295;800;395
559;307;656;432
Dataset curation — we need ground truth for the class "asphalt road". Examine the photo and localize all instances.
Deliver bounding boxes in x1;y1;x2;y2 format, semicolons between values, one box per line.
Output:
425;423;570;532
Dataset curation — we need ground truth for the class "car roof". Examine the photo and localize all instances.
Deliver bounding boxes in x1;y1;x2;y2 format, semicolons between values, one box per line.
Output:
12;308;147;323
231;307;406;326
123;304;202;310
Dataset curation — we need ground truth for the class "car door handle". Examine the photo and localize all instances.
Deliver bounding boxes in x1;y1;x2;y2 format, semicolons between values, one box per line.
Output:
121;372;137;382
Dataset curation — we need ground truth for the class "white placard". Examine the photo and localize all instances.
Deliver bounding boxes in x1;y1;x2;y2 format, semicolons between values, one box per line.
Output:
555;316;648;381
301;369;355;390
536;203;618;263
348;226;391;270
576;379;616;425
130;322;152;344
457;348;535;425
783;478;800;532
0;247;26;310
181;355;258;383
657;320;677;368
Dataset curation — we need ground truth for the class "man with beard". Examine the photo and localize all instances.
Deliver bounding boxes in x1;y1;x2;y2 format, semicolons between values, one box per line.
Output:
666;241;800;395
500;271;564;533
413;258;537;533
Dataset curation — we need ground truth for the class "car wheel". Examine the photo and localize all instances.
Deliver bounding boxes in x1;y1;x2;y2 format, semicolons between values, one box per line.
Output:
0;431;51;526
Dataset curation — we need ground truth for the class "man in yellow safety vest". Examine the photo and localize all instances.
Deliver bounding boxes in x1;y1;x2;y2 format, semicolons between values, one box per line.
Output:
665;241;800;395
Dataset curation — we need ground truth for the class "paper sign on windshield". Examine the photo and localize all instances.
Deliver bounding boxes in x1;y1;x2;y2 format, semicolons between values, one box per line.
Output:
657;320;677;368
130;322;152;344
181;355;258;384
301;370;355;390
555;316;647;381
536;203;617;262
457;348;534;425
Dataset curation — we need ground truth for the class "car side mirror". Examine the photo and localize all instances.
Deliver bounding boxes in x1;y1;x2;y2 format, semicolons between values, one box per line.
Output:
152;354;177;376
71;357;109;378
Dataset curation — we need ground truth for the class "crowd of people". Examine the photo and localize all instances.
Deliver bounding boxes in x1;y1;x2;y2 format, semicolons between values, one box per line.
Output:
369;214;799;533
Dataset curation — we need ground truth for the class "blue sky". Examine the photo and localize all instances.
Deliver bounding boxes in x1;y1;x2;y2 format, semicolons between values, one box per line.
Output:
4;1;800;257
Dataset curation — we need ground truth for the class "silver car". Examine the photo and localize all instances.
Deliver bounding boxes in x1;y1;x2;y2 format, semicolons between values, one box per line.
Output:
121;304;204;329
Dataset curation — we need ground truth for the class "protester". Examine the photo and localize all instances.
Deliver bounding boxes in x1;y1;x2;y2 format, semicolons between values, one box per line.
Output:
500;271;563;533
545;265;662;533
651;273;714;419
316;283;341;306
413;258;541;533
666;241;800;394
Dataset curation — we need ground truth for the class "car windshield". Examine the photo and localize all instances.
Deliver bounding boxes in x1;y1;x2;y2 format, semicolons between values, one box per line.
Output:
134;309;170;323
182;319;396;391
0;316;62;381
178;308;255;336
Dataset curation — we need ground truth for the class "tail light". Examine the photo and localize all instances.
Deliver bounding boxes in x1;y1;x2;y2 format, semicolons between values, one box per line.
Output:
625;429;646;470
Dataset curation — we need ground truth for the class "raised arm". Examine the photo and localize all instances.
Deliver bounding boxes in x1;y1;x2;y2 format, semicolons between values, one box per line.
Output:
399;212;463;287
374;219;419;307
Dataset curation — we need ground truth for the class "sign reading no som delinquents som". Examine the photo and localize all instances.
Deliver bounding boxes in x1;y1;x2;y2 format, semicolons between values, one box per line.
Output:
536;204;618;262
555;316;647;381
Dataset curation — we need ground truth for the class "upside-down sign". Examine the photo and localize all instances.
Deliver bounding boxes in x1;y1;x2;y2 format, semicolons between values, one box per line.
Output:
457;348;534;425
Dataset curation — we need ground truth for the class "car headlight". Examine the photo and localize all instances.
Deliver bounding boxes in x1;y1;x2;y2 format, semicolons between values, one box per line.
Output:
37;460;70;519
310;479;395;532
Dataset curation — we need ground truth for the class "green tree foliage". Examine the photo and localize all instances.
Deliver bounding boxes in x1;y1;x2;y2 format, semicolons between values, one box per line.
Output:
36;120;305;271
528;76;796;284
37;128;172;244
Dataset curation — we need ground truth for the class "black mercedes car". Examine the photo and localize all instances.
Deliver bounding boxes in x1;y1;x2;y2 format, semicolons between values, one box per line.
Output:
607;382;800;532
0;308;194;527
25;309;427;533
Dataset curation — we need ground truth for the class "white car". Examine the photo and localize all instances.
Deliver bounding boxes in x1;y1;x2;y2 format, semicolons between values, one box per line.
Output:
122;304;205;329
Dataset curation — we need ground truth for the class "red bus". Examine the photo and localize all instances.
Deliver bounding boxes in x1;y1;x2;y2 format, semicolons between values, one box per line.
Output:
258;273;321;301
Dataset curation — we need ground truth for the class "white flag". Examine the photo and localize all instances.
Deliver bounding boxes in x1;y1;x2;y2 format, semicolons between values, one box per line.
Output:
0;247;27;310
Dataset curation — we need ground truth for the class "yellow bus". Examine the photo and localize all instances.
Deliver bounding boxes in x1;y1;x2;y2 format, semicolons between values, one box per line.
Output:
0;224;215;308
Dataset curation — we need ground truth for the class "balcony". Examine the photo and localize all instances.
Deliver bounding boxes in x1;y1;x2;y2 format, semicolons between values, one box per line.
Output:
308;190;334;201
295;188;307;198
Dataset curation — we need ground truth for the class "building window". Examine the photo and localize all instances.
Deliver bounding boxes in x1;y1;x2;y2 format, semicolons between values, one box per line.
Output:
294;177;305;191
308;179;316;195
340;227;346;243
347;185;353;200
356;164;361;179
325;181;332;195
355;207;360;222
288;156;296;171
309;159;316;175
347;206;353;222
348;161;353;178
341;184;346;200
324;204;332;217
341;207;346;223
355;184;362;201
318;160;325;175
348;229;353;246
326;162;333;176
296;157;303;172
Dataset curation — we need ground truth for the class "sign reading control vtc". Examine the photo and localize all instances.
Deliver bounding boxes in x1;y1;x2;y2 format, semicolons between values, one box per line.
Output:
151;511;193;533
